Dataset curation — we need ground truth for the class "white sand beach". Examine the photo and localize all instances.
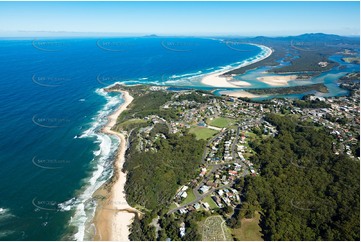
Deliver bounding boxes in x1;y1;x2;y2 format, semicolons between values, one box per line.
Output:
219;90;260;98
229;80;252;86
93;90;139;241
201;44;273;88
202;72;254;87
257;75;298;86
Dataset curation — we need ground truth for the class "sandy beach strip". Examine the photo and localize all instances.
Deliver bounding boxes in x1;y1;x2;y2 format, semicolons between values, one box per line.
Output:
257;75;298;86
93;90;139;241
219;90;260;98
229;80;252;86
201;44;273;88
201;72;251;88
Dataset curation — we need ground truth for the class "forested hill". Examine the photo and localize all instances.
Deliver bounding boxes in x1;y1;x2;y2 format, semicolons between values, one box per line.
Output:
224;33;359;75
242;114;360;240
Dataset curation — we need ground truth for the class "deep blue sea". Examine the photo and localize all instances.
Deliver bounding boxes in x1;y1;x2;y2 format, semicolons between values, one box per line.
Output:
0;37;264;240
0;37;358;240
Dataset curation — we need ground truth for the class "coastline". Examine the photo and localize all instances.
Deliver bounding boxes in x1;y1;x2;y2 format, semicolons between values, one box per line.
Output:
219;90;261;98
92;89;137;241
201;44;273;88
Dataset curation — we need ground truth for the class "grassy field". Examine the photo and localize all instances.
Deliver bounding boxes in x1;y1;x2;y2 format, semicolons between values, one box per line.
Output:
168;202;178;210
232;211;263;241
117;118;147;130
189;126;218;140
179;190;196;206
208;117;234;128
202;195;218;210
202;215;233;241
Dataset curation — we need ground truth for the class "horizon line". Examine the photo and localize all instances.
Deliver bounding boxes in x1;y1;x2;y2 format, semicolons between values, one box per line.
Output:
0;31;359;38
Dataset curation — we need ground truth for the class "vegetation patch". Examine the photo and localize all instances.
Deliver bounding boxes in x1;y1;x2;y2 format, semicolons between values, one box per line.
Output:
116;118;147;131
202;195;219;210
241;114;360;240
247;83;328;95
208;117;234;128
179;190;197;206
232;211;263;241
189;126;219;140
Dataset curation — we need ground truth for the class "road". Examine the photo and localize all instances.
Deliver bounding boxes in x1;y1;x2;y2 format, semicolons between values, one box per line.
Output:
201;130;226;164
167;183;232;214
231;126;241;160
168;125;250;214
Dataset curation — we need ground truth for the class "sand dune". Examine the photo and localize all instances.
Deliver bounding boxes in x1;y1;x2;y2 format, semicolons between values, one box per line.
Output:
257;75;297;86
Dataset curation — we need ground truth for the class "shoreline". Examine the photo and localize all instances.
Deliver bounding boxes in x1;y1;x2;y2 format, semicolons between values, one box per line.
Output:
201;44;273;88
92;89;138;241
219;90;262;98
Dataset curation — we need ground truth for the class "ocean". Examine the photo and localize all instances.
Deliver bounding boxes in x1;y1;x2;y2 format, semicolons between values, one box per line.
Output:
0;37;357;240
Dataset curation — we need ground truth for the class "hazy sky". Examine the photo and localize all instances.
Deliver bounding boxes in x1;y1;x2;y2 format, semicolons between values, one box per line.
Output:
0;1;359;36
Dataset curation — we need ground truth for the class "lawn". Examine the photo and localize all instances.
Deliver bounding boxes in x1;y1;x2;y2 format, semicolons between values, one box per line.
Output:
189;126;218;140
202;195;218;210
179;190;197;206
232;211;263;241
208;117;234;128
168;202;178;210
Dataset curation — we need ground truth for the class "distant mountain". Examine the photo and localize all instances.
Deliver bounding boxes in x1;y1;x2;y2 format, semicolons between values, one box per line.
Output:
286;33;348;42
143;34;159;38
236;33;359;46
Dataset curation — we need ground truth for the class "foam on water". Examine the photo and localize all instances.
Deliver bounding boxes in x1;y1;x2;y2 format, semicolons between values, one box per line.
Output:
170;71;202;79
161;44;273;87
58;86;124;241
0;208;16;239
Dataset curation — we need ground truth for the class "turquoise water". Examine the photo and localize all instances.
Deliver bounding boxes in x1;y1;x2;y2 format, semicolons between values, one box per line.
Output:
214;54;359;100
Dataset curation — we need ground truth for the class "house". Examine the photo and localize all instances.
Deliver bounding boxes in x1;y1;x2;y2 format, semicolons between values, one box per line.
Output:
179;222;186;238
228;170;237;176
318;61;328;68
206;181;217;188
200;168;207;177
197;121;206;127
212;196;223;208
179;208;187;214
194;203;201;210
181;185;189;192
199;185;210;194
180;191;188;199
203;202;210;210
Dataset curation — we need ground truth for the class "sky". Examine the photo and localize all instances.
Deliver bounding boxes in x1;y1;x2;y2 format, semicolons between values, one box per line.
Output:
0;1;359;37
